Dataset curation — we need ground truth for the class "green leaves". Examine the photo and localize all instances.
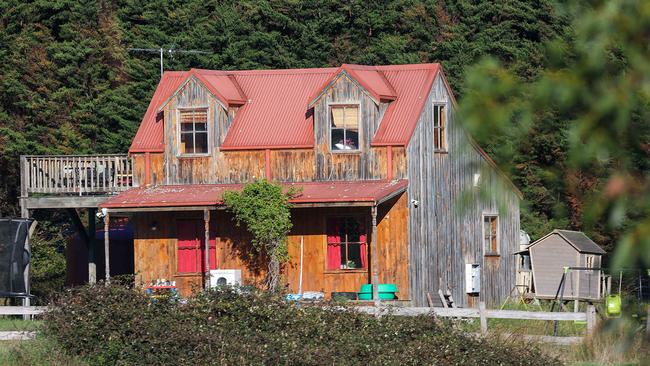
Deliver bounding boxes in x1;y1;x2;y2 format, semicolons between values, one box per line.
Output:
223;180;294;290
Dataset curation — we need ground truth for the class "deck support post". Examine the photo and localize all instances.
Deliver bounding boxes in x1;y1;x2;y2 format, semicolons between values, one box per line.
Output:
21;204;31;317
204;209;211;290
88;208;96;284
104;212;110;283
371;205;379;307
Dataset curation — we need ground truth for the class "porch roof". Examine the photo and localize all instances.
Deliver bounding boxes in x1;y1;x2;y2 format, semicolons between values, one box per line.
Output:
100;180;408;210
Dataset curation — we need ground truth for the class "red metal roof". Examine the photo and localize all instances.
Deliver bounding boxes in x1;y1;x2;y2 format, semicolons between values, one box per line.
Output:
100;180;408;209
130;72;186;152
129;64;443;153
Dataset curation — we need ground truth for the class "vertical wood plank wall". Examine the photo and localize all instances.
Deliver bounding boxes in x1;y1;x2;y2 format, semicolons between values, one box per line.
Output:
406;74;520;307
132;193;409;298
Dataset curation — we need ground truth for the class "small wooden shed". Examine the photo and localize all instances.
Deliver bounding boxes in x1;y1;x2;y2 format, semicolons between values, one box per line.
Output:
528;230;606;300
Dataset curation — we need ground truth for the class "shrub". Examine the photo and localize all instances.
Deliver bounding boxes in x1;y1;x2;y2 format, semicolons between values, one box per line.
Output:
44;284;559;366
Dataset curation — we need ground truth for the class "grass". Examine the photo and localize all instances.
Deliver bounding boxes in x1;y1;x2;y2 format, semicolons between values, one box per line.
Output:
0;337;84;366
0;318;42;332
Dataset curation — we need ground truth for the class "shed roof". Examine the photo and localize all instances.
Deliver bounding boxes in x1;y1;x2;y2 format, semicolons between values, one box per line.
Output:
100;180;408;210
128;64;442;152
528;230;606;255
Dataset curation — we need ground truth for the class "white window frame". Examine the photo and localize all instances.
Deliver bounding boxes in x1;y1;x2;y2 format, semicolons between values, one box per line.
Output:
585;254;595;274
482;213;499;256
328;103;361;153
432;102;447;152
176;106;211;157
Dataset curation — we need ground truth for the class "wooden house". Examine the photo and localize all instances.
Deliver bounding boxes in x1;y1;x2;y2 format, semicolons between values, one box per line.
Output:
527;230;606;300
19;63;521;307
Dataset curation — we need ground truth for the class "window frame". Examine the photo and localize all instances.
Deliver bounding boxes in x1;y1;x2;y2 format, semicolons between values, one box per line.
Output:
585;254;596;274
177;106;211;157
325;215;369;272
432;102;447;152
482;214;499;256
328;103;362;153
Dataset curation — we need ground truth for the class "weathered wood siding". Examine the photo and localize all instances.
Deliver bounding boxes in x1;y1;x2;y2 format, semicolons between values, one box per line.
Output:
132;153;164;187
312;73;388;181
406;74;520;307
132;195;409;298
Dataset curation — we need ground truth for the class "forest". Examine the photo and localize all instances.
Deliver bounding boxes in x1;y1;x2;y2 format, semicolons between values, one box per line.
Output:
0;0;648;296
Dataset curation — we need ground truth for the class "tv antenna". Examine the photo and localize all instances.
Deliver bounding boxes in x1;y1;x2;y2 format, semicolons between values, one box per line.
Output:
128;47;210;79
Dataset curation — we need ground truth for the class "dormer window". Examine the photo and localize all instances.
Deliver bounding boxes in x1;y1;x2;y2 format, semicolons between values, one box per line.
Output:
330;105;359;151
179;108;209;155
433;103;446;151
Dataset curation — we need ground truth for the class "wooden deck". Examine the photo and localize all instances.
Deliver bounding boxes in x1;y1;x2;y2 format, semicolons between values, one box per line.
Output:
19;154;133;213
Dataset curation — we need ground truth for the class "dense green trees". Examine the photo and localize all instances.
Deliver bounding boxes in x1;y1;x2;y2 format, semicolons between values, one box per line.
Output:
3;0;641;282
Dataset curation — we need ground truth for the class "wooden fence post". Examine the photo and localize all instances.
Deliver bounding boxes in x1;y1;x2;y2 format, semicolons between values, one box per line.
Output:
586;305;597;336
479;301;488;334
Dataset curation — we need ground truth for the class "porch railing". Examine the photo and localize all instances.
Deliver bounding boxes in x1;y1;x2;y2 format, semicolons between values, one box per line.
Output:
20;154;133;196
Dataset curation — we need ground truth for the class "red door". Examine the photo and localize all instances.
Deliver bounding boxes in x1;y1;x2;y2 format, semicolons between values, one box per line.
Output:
177;220;217;273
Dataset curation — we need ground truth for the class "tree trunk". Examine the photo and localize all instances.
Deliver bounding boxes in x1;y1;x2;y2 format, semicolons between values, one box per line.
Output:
265;243;281;291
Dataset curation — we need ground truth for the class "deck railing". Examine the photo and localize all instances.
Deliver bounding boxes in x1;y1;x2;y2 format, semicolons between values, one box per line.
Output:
20;154;133;196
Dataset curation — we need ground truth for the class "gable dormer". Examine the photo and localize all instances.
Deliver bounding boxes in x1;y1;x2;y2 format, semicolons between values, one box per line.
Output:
308;65;396;154
158;70;246;157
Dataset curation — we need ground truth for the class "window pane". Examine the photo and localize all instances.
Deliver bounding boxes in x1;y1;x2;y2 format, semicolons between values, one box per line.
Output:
344;129;359;150
346;243;362;269
331;128;345;150
195;122;207;131
195;132;208;153
180;132;194;154
433;128;440;149
344;107;358;129
181;122;193;132
331;107;345;128
433;106;440;127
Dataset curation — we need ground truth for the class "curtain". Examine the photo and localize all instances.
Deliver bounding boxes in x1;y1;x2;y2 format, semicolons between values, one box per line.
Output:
326;219;341;270
359;227;367;268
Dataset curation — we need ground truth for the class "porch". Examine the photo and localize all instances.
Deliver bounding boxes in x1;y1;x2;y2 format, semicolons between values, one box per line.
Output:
100;181;410;301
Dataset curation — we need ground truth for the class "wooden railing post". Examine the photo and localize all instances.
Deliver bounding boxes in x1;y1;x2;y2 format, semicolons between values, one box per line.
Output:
479;301;488;334
586;305;597;336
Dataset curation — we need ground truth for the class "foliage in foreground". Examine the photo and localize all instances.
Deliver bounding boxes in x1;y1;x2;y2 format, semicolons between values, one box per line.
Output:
43;283;558;366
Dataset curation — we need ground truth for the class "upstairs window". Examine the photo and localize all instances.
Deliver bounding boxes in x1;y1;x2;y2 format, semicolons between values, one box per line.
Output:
483;215;499;255
330;105;359;151
326;217;367;270
179;108;208;155
433;104;446;151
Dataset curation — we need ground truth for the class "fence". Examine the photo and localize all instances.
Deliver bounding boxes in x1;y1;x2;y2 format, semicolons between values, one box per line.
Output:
0;306;48;340
354;302;597;345
20;154;133;196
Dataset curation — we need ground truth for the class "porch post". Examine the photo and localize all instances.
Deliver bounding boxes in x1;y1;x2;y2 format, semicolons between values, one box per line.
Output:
204;208;211;290
88;208;96;284
371;205;380;307
104;211;110;283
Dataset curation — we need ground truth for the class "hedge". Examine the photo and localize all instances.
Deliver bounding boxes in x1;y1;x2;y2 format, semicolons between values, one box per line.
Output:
43;283;560;366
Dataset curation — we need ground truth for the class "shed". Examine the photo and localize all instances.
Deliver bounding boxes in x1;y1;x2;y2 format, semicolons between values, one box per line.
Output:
528;230;606;300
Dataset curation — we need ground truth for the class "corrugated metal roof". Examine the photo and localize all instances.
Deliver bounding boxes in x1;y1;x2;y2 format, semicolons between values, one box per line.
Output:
372;63;440;145
129;64;442;153
129;72;186;152
100;179;408;209
221;69;335;149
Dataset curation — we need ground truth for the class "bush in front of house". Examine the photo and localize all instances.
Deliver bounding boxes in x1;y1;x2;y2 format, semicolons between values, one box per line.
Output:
43;284;559;366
